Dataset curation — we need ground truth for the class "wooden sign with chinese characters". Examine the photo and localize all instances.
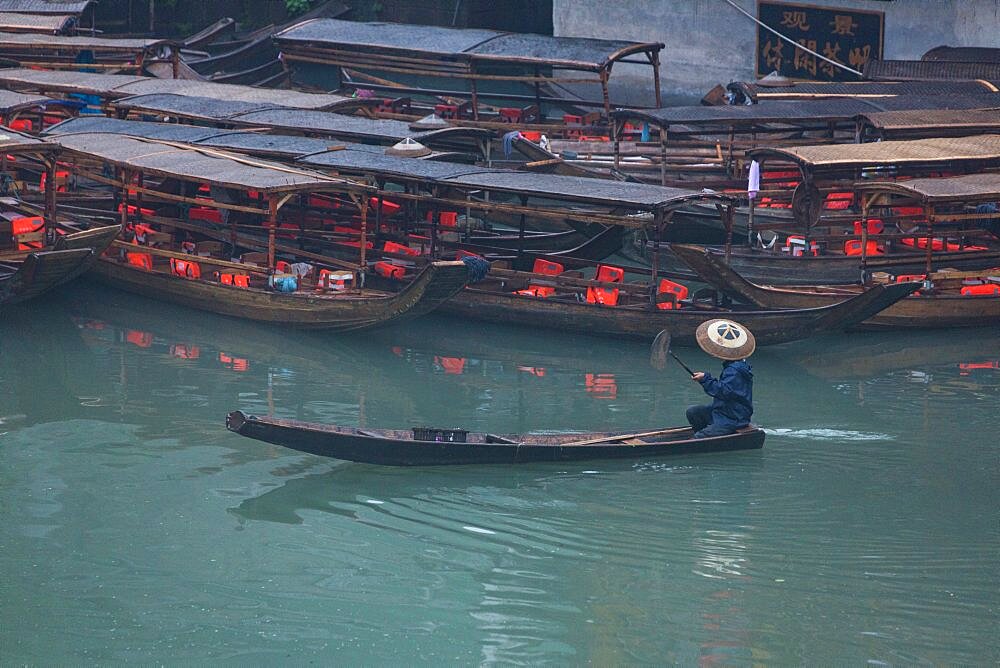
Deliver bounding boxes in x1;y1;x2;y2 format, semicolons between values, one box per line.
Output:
756;1;884;81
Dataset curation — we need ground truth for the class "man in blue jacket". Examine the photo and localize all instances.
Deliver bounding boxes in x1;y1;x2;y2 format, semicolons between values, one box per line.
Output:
686;319;755;438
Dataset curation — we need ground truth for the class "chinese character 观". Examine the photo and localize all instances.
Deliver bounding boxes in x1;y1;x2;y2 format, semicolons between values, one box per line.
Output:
780;10;810;31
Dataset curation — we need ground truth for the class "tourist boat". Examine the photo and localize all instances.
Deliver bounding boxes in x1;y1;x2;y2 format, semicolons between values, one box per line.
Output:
51;131;475;330
669;243;1000;329
438;268;918;344
0;127;121;304
225;410;764;466
1;248;93;305
628;135;1000;283
272;17;665;120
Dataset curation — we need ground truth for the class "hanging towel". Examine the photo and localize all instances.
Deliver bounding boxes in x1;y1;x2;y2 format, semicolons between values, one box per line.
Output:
747;160;761;201
502;131;522;159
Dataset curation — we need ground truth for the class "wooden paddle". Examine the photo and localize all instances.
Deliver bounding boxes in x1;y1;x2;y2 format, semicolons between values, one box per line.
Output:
650;329;696;376
559;426;691;447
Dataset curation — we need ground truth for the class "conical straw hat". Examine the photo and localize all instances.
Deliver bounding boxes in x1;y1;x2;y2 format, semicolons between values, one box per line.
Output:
695;319;756;360
385;137;432;157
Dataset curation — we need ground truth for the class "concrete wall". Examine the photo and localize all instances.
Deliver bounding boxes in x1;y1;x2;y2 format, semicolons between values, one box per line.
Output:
553;0;1000;104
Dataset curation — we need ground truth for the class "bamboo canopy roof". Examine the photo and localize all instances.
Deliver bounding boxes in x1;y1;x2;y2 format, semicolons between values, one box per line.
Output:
52;132;370;195
0;88;52;113
726;79;997;102
856;173;1000;203
0;31;174;53
613;95;1000;129
0;68;363;111
0;124;59;154
864;58;1000;83
858;109;1000;135
274;18;663;73
922;46;1000;64
46;116;726;214
0;1;92;14
0;12;74;33
108;93;491;146
749;134;1000;169
45;116;448;160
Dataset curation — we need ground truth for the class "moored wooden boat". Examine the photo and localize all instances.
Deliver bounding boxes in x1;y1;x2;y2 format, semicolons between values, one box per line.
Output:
437;270;918;344
49;132;475;330
91;253;472;330
670;243;1000;329
0;248;92;305
225;410;765;466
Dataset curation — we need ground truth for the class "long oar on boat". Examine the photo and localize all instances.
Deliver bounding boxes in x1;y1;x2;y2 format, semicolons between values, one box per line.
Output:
650;329;695;375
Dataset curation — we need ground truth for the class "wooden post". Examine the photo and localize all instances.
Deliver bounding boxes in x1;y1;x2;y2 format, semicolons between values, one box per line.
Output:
650;51;662;108
44;158;56;239
926;207;935;277
599;68;611;119
429;187;438;258
171;47;179;79
860;194;869;284
612;117;621;171
373;179;384;246
517;195;528;260
266;194;277;270
469;65;479;121
135;172;144;225
359;196;369;289
120;167;129;231
660;125;667;186
651;210;662;295
533;68;543;118
724;204;734;263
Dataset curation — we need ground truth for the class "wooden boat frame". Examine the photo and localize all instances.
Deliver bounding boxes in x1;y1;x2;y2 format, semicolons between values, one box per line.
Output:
669;242;1000;329
225;410;765;466
52;132;475;329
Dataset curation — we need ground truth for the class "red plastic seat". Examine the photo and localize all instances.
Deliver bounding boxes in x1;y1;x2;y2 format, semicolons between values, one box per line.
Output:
824;192;854;210
961;284;1000;296
852;219;884;235
189;206;222;223
586;264;624;306
844;239;884;256
39;170;70;192
783;235;820;257
11;216;44;250
219;273;250;288
656;279;689;310
126;252;153;271
170;258;201;279
516;258;564;297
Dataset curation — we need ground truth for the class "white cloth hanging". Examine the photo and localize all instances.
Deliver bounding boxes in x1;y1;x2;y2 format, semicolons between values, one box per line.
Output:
747;160;761;201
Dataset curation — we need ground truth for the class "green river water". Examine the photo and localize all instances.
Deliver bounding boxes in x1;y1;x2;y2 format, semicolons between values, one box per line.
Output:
1;284;997;664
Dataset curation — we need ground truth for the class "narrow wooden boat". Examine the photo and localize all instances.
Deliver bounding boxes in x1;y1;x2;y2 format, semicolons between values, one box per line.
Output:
0;248;93;305
92;253;472;330
644;243;1000;286
225;411;765;466
670;243;1000;329
437;271;918;344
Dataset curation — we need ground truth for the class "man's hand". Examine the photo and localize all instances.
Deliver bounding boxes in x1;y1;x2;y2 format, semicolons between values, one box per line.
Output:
691;372;705;382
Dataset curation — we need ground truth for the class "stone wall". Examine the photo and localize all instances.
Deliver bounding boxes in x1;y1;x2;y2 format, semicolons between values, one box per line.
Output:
553;0;1000;104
